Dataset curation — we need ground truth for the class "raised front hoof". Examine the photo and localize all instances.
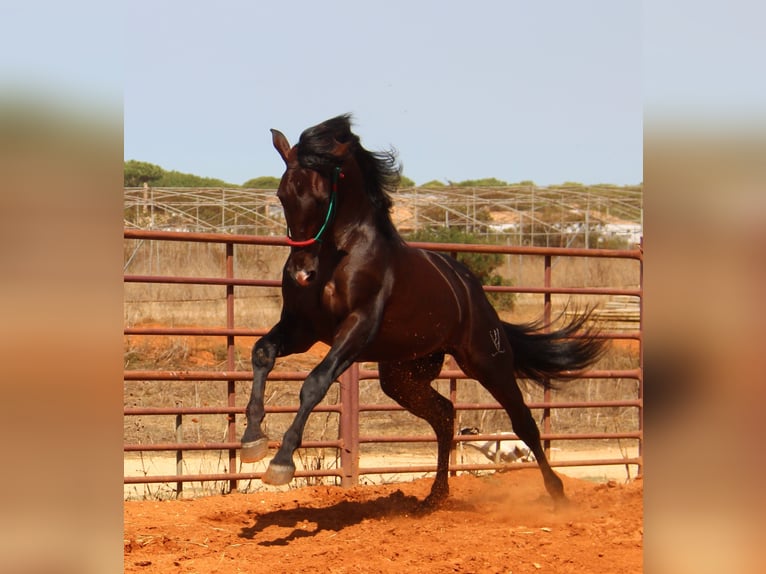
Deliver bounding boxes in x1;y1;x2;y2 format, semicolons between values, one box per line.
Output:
262;462;295;486
240;438;269;463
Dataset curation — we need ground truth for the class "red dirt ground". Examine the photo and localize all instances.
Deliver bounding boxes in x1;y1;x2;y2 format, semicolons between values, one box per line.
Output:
124;470;642;574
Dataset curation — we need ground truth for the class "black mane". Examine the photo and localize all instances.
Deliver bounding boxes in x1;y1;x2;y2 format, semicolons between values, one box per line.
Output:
296;114;400;238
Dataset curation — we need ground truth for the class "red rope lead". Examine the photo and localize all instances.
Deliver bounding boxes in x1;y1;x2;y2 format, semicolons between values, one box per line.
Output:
286;236;321;248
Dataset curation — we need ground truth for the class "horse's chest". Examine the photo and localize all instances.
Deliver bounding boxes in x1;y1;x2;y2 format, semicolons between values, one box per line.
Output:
321;279;347;317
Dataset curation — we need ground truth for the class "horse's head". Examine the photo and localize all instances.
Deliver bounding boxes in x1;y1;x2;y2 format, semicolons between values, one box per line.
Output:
271;122;351;287
270;114;400;287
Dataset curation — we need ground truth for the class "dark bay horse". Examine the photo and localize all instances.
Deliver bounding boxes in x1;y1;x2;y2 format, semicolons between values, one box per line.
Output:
241;114;604;507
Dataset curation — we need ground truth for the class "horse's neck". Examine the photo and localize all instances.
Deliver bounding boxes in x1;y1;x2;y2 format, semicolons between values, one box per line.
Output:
333;192;375;241
334;178;402;248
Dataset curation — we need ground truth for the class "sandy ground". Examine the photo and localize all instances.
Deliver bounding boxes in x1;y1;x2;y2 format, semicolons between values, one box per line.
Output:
125;328;642;572
124;468;642;573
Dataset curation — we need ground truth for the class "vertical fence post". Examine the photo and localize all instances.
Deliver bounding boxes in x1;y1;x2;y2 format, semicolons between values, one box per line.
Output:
338;363;360;487
449;250;460;476
449;361;458;477
176;413;183;497
637;239;644;477
543;254;552;457
226;241;237;493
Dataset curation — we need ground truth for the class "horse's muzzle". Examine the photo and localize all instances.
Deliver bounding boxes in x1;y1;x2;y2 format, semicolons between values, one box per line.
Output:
294;269;316;287
287;248;319;287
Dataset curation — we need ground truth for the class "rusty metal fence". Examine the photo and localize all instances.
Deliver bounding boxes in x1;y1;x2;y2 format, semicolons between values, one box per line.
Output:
124;229;643;497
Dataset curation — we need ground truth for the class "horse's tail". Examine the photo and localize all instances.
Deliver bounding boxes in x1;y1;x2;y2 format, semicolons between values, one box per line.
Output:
502;308;606;389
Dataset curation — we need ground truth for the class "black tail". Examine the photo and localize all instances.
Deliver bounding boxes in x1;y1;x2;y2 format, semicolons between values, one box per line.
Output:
503;308;606;389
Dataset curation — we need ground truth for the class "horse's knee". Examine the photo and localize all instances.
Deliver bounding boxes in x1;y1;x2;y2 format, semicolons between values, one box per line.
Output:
252;341;276;370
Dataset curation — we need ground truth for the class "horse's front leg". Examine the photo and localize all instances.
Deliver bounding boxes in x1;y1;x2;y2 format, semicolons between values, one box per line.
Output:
241;320;313;463
262;309;381;485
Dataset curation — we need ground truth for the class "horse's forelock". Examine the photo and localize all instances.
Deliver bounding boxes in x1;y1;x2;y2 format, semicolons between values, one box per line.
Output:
297;114;357;169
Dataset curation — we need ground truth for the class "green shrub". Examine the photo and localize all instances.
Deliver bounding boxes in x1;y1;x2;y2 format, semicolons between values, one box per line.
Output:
419;179;446;188
124;160;164;187
242;176;281;188
456;177;508;187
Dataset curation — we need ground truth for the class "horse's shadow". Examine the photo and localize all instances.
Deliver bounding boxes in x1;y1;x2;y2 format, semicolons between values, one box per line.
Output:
238;489;425;546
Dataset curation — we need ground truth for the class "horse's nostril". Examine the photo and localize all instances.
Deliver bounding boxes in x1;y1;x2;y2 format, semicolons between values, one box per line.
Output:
295;270;316;287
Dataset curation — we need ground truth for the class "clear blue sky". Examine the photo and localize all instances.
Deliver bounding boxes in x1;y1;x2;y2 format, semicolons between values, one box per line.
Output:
124;1;642;186
4;2;764;186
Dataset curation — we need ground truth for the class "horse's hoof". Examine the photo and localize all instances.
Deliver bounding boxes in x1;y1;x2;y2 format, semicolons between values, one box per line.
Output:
240;438;269;463
416;489;448;514
262;462;295;485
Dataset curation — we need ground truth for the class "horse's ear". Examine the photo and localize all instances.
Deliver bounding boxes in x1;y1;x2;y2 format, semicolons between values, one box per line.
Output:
270;129;291;164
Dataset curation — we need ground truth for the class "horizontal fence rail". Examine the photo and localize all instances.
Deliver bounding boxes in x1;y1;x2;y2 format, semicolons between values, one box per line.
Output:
124;229;643;498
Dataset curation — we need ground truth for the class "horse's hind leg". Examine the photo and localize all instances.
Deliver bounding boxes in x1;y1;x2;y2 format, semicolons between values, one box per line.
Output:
500;381;565;502
379;354;454;508
454;346;566;503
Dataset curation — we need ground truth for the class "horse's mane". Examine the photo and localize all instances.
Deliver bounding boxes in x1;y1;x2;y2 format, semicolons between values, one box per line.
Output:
296;114;400;238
